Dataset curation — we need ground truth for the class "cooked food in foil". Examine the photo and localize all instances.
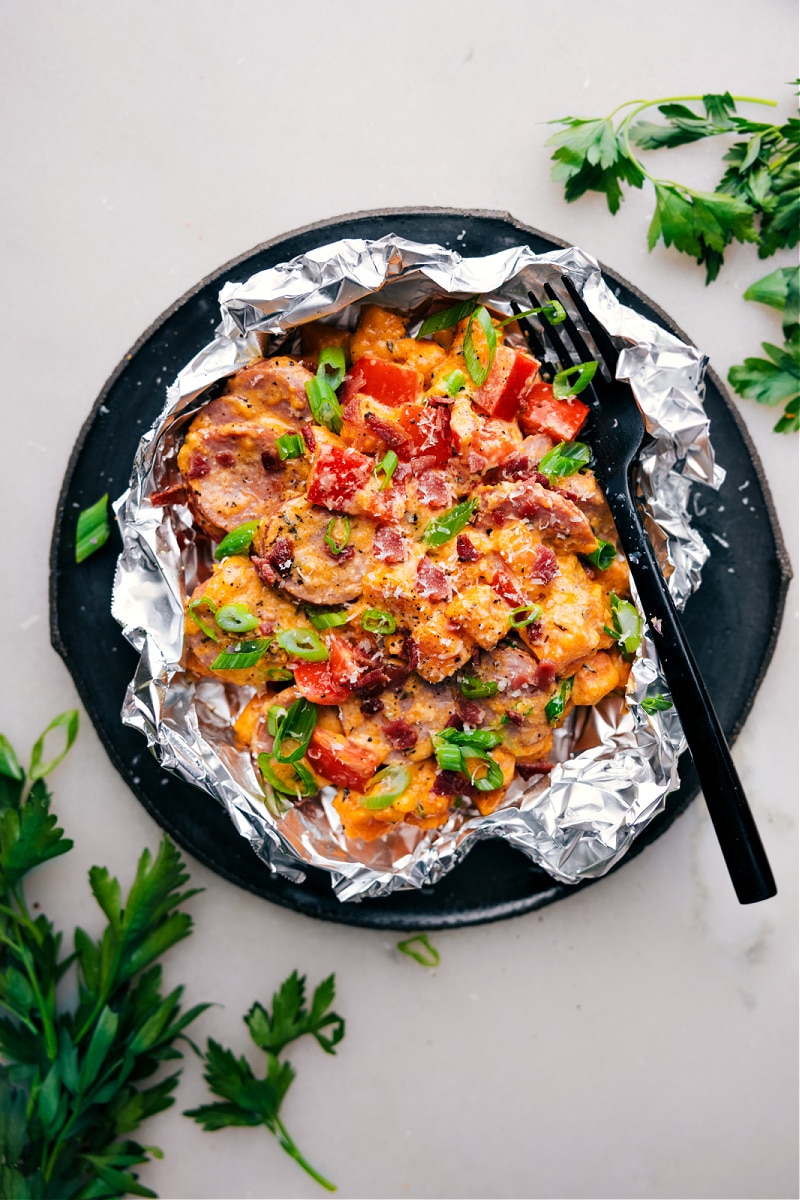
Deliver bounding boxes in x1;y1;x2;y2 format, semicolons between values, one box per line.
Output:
173;300;639;841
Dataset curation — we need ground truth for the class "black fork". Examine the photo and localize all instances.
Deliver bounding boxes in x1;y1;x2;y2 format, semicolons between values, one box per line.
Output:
522;275;776;905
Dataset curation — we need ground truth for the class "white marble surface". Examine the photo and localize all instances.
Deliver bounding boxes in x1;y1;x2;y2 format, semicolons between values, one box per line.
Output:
1;2;798;1197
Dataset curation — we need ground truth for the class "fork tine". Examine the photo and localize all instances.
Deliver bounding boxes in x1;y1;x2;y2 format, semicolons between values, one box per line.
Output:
512;301;547;360
543;281;597;367
560;275;621;370
527;287;574;370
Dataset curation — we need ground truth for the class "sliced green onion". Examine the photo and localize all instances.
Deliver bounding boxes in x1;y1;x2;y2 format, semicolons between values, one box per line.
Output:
276;433;305;461
188;595;221;643
317;345;347;392
459;676;499;699
361;608;396;636
545;678;574;725
642;694;673;715
374;450;399;491
211;638;272;670
305;607;350;630
324;515;351;556
463;305;498;386
75;494;110;563
604;593;643;656
509;604;543;629
258;754;317;798
214;519;260;560
538;440;592;480
397;933;440;967
552;360;598;400
436;728;503;751
443;369;466;396
215;603;259;633
272;698;317;764
434;742;466;773
464;749;504;792
501;300;567;326
305;375;343;433
422;498;477;546
276;628;329;662
360;764;412;810
265;667;294;681
416;296;479;339
584;540;617;570
267;705;288;738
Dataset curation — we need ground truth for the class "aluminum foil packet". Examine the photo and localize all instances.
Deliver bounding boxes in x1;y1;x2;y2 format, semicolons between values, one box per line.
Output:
112;234;722;901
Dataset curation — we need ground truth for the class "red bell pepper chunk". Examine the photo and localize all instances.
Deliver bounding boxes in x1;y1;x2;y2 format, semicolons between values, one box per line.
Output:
292;661;351;706
473;346;539;422
306;444;372;510
307;727;379;790
518;381;589;442
340;355;421;408
396;402;452;464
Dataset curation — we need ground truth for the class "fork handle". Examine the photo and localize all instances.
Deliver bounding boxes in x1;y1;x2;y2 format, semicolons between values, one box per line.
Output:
607;475;777;904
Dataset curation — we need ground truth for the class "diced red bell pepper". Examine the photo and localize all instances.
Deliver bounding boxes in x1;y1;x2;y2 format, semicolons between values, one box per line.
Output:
396;402;451;464
306;444;372;510
307;727;379;790
292;661;351;706
473;346;539;422
340;355;421;408
518;381;589;441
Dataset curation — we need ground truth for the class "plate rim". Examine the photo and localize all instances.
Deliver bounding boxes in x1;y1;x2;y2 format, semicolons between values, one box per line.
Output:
49;207;793;928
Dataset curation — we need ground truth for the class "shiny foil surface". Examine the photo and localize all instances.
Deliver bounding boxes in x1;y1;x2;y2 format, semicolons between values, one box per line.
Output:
112;235;721;900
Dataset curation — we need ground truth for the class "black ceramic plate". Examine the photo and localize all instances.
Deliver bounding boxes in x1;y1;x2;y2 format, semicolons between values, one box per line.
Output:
50;209;791;930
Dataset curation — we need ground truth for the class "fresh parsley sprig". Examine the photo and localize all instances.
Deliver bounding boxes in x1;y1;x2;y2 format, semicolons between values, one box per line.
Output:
0;714;209;1200
185;970;345;1192
728;265;800;432
548;91;798;282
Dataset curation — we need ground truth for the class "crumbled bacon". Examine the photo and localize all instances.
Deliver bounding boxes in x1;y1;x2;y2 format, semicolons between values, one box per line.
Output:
490;566;527;608
504;709;524;726
415;470;450;509
456;534;479;562
268;536;294;578
533;659;557;691
360;695;384;715
215;450;236;468
457;700;484;727
382;657;411;689
150;483;187;507
373;526;406;564
444;713;463;730
259;619;276;636
382;719;417;750
401;634;420;671
252;556;277;586
517;761;554;780
363;412;410;453
432;769;463;796
351;668;386;698
530;544;559;584
260;447;280;472
416;555;452;601
325;543;355;563
301;424;316;451
186;452;210;479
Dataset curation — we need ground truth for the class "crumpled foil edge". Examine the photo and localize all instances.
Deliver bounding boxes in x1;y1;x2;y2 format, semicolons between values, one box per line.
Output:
112;234;721;902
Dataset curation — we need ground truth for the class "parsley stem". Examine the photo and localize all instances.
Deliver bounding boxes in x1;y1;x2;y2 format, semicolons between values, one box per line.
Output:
274;1116;336;1192
0;918;59;1059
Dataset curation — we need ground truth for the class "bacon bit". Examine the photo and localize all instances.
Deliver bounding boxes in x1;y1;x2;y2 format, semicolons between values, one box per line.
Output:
186;452;210;479
301;424;316;451
467;451;490;475
416;555;452;602
517;761;554;780
252;556;277;586
363;412;410;452
382;657;411;689
401;634;420;671
415;470;450;509
530;544;559;584
382;719;417;750
215;450;236;468
259;619;276;636
373;526;407;564
268;536;294;578
360;695;384;715
342;395;361;424
456;534;479;562
150;483;188;507
499;455;529;480
432;769;464;796
533;659;557;691
261;447;280;472
445;713;464;730
504;710;524;726
457;700;484;727
351;668;386;698
325;543;355;563
490;566;527;608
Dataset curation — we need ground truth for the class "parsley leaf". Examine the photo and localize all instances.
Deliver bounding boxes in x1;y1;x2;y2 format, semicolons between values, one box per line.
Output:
729;266;800;432
0;714;210;1200
186;971;345;1191
630;93;743;150
547;116;645;213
